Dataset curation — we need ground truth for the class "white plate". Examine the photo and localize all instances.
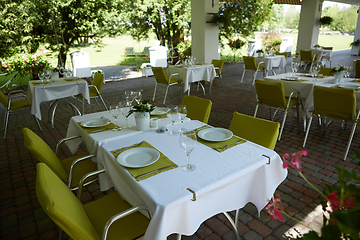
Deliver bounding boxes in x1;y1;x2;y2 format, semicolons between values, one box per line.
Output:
304;74;323;77
282;77;299;81
80;118;111;128
151;107;170;116
338;83;360;89
117;148;160;168
198;128;233;142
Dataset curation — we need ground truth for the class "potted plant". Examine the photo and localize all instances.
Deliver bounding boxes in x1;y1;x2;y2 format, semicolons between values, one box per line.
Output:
256;49;264;57
127;99;155;131
330;65;346;83
350;39;360;47
319;16;333;26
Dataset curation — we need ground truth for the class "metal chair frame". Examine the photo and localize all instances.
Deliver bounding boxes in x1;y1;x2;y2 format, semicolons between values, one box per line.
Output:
240;57;265;85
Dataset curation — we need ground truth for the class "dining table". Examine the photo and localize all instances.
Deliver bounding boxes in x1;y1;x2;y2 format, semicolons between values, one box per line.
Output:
66;110;288;240
255;55;286;76
167;64;216;95
28;77;90;127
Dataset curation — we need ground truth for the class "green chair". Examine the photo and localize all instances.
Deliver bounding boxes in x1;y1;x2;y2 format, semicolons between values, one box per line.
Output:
254;79;305;141
355;59;360;78
303;86;360;160
181;95;212;124
0;89;42;139
318;67;334;76
151;67;181;104
240;56;264;85
229;112;280;150
125;47;136;60
23;128;97;190
210;59;225;93
36;163;150;240
299;50;314;71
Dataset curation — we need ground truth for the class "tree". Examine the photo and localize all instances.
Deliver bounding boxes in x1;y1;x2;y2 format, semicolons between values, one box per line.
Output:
284;6;300;29
117;0;191;48
210;0;273;43
268;4;284;33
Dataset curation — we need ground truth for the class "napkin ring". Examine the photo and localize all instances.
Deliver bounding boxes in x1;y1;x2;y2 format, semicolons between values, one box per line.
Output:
262;154;271;165
187;188;196;201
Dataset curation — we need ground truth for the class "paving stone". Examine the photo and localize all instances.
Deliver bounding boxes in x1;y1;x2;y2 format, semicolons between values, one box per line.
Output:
321;176;337;185
238;212;253;224
36;218;54;235
246;219;272;238
242;230;263;240
288;199;306;211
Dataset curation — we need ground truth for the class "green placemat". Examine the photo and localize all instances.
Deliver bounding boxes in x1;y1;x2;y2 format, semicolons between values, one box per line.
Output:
77;122;116;134
111;141;178;181
351;79;360;83
188;126;247;152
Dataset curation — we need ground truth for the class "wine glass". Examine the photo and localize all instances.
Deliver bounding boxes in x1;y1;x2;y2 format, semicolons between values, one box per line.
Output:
124;91;134;106
291;62;299;75
178;105;187;131
133;91;142;105
109;105;121;131
345;65;353;79
179;130;197;172
311;62;321;78
119;101;131;129
166;105;179;135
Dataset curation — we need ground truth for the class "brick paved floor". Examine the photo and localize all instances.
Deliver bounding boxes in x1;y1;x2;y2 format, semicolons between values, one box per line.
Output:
1;49;359;240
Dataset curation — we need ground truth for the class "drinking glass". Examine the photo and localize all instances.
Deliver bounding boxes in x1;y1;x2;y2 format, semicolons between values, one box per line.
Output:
133;91;142;105
312;62;321;78
178;105;187;131
167;105;179;135
124;91;134;106
179;130;197;172
291;62;299;75
119;101;131;129
109;105;121;131
345;65;353;78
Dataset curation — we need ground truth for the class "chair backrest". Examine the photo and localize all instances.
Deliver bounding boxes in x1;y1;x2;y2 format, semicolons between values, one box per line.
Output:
243;56;258;71
181;95;212;124
211;59;225;73
322;47;333;50
0;90;8;108
36;163;99;240
275;52;288;60
125;47;134;55
313;86;356;121
151;67;169;84
229;112;279;150
142;47;150;55
300;50;313;62
90;73;105;95
355;60;360;78
22;128;68;182
319;67;334;76
254;80;286;108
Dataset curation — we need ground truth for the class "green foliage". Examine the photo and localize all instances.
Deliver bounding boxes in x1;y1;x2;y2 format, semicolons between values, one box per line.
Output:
228;39;246;50
127;99;155;117
176;41;191;60
350;40;360;47
322;5;358;33
319;16;333;26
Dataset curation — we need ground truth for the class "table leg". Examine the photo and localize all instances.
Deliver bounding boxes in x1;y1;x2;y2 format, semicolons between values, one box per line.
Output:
176;234;182;240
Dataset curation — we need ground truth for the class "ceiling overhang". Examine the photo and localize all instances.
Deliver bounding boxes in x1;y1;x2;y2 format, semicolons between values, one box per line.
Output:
220;0;301;4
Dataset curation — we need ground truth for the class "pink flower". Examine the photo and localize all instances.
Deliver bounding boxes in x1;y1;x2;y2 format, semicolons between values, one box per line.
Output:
10;64;13;67
31;65;34;67
282;151;307;172
327;191;341;211
10;57;14;60
6;68;10;71
40;64;43;66
25;62;28;65
28;70;32;73
265;198;284;222
34;61;37;64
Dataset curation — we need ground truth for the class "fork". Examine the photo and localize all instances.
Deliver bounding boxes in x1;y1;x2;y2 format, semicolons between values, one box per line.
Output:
218;140;244;149
113;141;145;154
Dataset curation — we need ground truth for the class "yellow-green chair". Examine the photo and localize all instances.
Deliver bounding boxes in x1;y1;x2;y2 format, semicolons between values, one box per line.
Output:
210;59;225;93
181;95;212;124
303;86;360;160
74;72;107;114
254;80;305;140
229;112;280;150
151;67;181;104
318;67;334;76
355;59;360;78
241;56;264;85
36;163;150;240
23;128;97;190
299;50;314;71
0;89;42;139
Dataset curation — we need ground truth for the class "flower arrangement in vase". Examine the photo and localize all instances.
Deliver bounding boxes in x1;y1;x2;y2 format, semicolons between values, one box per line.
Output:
127;99;155;131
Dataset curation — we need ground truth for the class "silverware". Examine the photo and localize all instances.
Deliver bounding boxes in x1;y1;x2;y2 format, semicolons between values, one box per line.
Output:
135;165;177;179
113;141;144;154
89;127;113;134
218;140;244;149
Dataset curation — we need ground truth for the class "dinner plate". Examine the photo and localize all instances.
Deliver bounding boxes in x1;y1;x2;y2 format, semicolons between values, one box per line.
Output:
198;128;233;142
281;77;299;81
151;107;170;116
80;118;111;128
304;73;323;77
338;83;360;89
117;148;160;168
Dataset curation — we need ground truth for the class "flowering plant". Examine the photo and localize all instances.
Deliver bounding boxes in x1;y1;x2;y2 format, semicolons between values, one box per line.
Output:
266;150;360;240
127;99;155;117
263;33;282;53
330;65;346;74
313;44;322;48
176;40;191;60
228;39;246;49
1;53;51;79
350;39;360;47
256;49;264;53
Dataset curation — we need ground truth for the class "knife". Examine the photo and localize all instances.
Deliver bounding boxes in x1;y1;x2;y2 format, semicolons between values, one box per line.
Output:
135;165;177;179
89;127;112;133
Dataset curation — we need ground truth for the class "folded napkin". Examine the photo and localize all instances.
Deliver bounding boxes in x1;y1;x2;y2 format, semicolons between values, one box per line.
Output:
188;126;246;152
77;121;115;134
110;141;178;181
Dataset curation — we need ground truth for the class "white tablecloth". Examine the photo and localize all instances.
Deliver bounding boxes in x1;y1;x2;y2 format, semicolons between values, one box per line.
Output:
167;64;216;93
97;120;287;240
28;78;90;120
255;55;286;75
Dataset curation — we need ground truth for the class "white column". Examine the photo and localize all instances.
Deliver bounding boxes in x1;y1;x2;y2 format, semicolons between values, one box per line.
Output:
191;0;219;63
296;0;323;53
350;7;360;56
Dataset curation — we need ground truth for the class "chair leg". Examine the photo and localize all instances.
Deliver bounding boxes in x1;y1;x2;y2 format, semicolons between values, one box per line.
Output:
344;123;357;160
152;83;158;101
254;104;259;117
223;212;240;240
34;116;42;132
3;112;9;139
163;85;170;105
209;80;213;94
98;96;108;111
252;71;258;85
220;75;224;90
94;98;102;111
240;70;246;83
303;114;314;147
278;110;289;140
